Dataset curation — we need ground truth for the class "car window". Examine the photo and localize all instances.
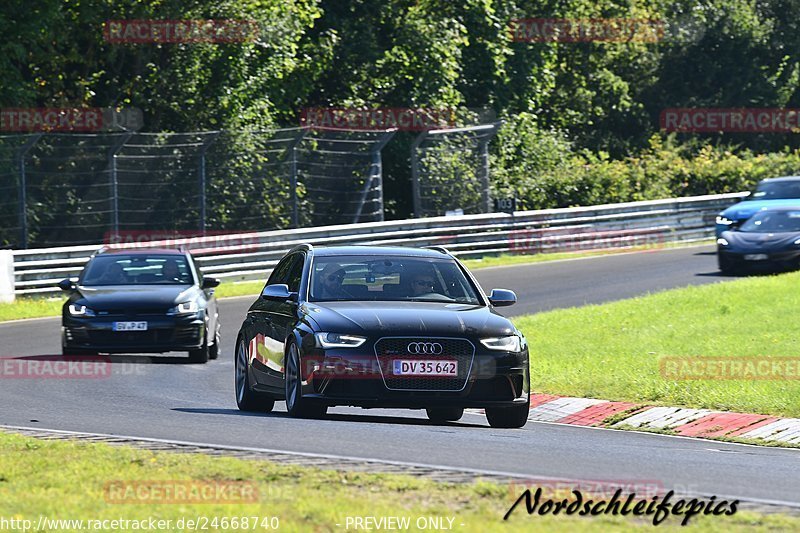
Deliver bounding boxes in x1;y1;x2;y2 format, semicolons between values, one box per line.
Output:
286;254;304;293
750;181;800;200
266;254;295;286
80;254;193;286
309;255;481;304
739;210;800;233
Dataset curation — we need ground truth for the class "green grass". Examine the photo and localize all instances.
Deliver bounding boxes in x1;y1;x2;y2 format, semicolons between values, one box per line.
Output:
0;431;797;532
518;271;800;418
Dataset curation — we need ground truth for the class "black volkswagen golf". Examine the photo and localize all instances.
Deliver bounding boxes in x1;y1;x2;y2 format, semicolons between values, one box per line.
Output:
235;245;530;428
59;247;221;363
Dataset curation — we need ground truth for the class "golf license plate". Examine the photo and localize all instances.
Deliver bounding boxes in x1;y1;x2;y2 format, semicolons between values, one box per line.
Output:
113;321;148;331
393;360;457;376
744;254;768;261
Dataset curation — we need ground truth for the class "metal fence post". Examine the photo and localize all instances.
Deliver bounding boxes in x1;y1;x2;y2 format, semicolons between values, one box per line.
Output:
288;129;308;228
16;134;42;249
410;130;429;218
108;133;132;240
198;132;220;234
353;129;397;223
478;138;491;214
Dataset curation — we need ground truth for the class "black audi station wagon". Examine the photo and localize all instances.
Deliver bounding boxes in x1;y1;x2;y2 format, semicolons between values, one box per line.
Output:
235;245;530;428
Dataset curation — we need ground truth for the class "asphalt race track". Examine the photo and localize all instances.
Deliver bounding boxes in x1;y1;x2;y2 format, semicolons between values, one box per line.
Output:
2;245;799;508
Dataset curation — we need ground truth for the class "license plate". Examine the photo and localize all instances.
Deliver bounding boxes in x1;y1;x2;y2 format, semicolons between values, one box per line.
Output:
744;254;769;261
113;321;148;331
393;360;457;376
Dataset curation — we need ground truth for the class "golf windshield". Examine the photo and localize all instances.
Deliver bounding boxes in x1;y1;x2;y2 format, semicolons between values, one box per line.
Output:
80;255;194;286
738;211;800;233
309;255;482;304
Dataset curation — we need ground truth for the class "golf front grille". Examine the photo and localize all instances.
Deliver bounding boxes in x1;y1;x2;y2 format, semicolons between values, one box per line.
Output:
374;337;474;391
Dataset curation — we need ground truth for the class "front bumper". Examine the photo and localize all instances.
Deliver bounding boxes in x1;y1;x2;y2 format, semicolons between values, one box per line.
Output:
62;313;205;354
299;342;530;408
719;249;800;271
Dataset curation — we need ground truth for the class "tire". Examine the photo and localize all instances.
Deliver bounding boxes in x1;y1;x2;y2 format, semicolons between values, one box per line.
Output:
485;403;530;429
208;327;220;360
285;342;327;419
235;338;275;412
718;254;737;275
188;328;209;364
426;407;464;423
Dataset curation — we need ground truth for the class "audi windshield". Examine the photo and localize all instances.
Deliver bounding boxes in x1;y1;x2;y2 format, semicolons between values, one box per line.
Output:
309;255;482;304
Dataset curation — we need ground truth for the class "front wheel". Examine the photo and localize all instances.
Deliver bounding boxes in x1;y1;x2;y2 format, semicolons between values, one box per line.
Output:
235;338;275;412
188;328;209;364
718;254;738;275
485;403;529;429
426;407;464;423
208;326;220;360
285;342;327;419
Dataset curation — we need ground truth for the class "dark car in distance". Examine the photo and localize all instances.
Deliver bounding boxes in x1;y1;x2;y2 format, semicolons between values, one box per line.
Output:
717;207;800;274
235;245;530;428
59;247;221;363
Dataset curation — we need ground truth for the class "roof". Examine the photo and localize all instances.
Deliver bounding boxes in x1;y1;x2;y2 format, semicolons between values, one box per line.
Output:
98;247;187;255
310;245;450;258
760;176;800;183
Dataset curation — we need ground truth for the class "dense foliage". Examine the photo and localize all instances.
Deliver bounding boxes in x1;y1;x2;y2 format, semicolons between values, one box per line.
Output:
2;0;799;224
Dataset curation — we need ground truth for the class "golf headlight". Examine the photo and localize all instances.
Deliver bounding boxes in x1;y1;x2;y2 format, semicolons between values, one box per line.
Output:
68;304;95;317
794;239;800;246
717;238;729;246
481;335;522;352
169;301;199;315
716;216;735;226
315;333;367;349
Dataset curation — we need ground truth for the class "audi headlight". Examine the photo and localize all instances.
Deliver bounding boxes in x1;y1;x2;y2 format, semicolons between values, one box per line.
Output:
717;238;729;246
315;333;367;349
168;301;199;315
68;304;95;317
716;216;735;226
481;335;522;352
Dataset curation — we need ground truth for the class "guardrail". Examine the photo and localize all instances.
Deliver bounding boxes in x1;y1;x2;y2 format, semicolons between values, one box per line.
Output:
9;192;746;298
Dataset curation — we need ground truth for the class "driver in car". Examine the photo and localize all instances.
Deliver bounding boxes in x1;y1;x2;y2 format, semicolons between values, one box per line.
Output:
410;271;437;297
318;263;349;299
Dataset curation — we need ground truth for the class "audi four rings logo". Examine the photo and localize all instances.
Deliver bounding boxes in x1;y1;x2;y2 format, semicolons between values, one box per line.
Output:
407;342;443;355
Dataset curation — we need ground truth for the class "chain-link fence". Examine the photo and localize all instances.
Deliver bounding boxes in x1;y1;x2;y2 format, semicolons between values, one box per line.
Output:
0;127;396;248
410;122;501;218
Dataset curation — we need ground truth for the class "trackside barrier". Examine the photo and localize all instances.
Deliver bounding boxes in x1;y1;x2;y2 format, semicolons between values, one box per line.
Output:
10;192;747;297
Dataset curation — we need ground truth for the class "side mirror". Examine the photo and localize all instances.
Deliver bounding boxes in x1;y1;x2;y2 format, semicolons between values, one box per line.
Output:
57;278;75;291
202;277;220;289
261;283;297;302
488;288;516;307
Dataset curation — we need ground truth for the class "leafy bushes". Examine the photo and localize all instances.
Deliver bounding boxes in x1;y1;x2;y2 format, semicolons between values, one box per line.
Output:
491;114;800;210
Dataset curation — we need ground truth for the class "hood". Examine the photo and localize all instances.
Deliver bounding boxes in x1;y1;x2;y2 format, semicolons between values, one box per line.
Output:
722;199;800;221
302;301;516;337
74;284;197;311
722;230;800;252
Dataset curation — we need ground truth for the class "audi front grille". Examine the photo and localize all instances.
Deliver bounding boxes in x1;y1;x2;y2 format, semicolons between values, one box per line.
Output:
374;337;475;391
